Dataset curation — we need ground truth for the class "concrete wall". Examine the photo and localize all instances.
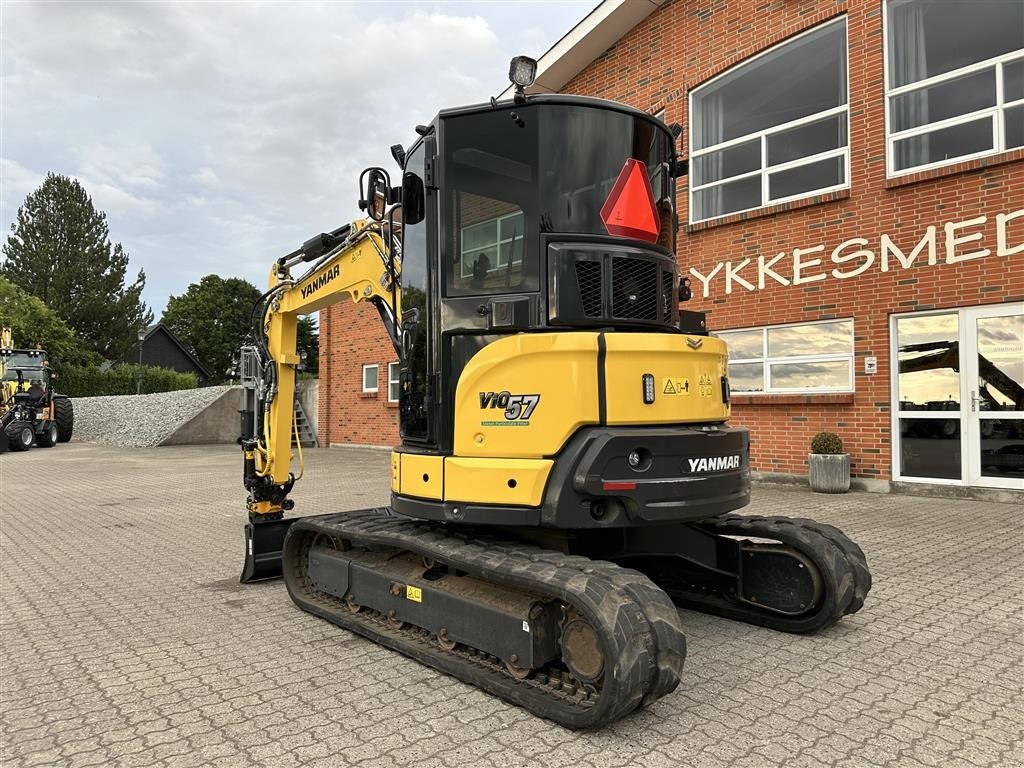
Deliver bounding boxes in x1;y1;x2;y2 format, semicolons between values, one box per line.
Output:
297;379;318;437
162;387;243;445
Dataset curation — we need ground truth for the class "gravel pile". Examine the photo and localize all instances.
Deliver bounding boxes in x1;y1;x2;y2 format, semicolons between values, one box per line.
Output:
72;386;235;448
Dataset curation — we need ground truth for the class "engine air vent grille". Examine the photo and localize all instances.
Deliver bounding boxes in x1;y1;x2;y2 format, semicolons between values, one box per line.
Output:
574;260;603;318
611;257;659;320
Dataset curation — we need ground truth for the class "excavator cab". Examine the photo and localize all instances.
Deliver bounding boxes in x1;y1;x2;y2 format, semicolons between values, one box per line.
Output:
380;95;748;530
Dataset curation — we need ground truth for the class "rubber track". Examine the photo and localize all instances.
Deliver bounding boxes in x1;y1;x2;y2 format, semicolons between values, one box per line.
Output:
282;508;687;729
673;514;870;633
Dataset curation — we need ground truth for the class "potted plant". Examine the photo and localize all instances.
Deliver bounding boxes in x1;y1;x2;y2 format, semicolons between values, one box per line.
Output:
808;431;850;493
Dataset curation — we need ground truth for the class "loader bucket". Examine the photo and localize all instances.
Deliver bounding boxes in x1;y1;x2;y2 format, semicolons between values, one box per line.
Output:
240;517;299;583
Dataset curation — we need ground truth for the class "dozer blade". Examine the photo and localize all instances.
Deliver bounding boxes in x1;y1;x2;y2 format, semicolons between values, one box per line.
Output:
240;517;299;583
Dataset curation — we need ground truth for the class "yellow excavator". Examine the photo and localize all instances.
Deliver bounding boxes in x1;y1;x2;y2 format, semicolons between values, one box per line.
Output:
239;58;870;729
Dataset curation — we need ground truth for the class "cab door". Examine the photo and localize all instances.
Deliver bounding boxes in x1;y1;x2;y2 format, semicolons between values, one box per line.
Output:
398;138;435;446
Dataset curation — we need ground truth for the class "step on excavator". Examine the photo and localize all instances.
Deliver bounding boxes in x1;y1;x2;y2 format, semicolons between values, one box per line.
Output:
238;58;871;729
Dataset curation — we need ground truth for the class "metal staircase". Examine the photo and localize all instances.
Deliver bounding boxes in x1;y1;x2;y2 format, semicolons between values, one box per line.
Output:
292;399;318;447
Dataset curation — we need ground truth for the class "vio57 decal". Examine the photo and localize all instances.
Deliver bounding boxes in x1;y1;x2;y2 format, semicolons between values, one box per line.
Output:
479;391;541;422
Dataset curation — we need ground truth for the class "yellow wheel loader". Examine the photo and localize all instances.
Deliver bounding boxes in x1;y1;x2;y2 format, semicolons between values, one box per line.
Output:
238;59;870;729
1;328;74;453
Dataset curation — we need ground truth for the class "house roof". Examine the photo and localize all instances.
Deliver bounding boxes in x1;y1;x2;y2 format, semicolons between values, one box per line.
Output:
498;0;666;99
144;323;212;378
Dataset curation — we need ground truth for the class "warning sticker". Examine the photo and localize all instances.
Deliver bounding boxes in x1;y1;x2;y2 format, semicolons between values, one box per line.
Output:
698;373;714;398
661;377;690;395
406;585;422;603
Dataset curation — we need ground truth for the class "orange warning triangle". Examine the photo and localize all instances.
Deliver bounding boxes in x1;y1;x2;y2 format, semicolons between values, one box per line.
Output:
599;158;660;243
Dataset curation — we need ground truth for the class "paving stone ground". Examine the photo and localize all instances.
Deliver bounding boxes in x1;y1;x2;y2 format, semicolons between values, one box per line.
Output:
1;443;1021;768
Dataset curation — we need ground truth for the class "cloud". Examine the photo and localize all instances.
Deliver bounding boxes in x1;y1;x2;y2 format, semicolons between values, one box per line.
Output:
1;1;594;315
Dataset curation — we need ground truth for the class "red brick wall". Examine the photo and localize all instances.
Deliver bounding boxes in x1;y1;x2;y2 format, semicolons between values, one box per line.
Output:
320;0;1024;479
318;300;399;446
560;0;1024;480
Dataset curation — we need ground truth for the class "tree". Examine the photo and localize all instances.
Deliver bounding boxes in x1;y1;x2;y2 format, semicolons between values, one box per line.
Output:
1;173;152;360
0;276;100;369
161;275;262;383
296;316;319;376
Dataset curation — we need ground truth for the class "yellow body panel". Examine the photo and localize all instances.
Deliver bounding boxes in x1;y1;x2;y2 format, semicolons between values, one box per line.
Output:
397;453;444;500
390;451;401;492
453;333;600;458
604;334;731;425
444;457;553;506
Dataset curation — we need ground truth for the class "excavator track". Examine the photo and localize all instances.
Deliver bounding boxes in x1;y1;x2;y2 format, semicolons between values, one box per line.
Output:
663;514;871;633
282;508;687;729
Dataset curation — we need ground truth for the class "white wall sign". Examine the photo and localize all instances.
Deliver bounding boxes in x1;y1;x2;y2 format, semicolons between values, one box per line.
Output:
689;209;1024;298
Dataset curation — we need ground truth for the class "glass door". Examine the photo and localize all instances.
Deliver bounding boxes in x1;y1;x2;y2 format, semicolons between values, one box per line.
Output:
893;312;964;483
964;304;1024;489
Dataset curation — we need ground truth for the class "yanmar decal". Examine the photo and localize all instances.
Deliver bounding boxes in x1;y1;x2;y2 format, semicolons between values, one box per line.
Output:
300;264;340;299
479;391;540;426
686;455;742;473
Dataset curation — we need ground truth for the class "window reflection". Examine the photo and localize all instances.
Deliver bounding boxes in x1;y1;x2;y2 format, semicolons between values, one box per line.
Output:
728;362;764;392
770;360;849;389
900;418;961;479
768;320;852;357
980;419;1024;478
715;319;853;393
976;314;1024;411
717;328;763;360
896;313;960;409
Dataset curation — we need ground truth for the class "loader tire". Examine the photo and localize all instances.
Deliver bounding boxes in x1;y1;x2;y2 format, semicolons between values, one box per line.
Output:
37;422;58;448
10;424;34;451
54;397;74;442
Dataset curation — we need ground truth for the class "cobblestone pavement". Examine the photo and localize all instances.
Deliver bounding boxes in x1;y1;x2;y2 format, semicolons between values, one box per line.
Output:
1;443;1021;768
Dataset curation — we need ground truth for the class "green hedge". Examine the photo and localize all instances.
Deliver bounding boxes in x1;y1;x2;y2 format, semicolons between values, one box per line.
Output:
56;364;198;397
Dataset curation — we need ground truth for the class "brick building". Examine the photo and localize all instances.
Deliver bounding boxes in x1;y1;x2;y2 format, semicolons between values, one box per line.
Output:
319;0;1023;494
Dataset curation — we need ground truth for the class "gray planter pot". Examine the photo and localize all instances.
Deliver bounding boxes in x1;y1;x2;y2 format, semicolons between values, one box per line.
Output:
807;453;851;493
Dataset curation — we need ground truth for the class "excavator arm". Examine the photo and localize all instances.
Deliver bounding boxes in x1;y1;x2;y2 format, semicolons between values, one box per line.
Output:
243;217;402;519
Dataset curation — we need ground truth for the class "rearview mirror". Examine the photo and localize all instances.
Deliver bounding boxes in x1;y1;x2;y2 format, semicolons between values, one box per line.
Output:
402;170;425;226
359;167;391;222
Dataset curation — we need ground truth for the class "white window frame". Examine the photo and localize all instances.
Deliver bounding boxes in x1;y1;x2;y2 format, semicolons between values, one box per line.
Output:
688;17;851;225
716;318;855;394
883;1;1024;178
361;363;379;393
387;361;400;403
459;210;525;278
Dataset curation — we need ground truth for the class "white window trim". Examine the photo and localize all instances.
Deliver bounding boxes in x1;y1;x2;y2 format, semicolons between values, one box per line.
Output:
882;1;1024;178
688;16;851;225
387;361;400;403
361;363;379;393
718;318;856;394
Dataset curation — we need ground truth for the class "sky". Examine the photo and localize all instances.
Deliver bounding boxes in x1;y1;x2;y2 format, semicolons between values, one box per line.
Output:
0;0;595;317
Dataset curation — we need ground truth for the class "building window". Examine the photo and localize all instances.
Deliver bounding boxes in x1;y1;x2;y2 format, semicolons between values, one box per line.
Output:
689;18;849;223
459;210;526;280
387;362;400;403
885;0;1024;176
361;364;379;393
715;319;854;393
